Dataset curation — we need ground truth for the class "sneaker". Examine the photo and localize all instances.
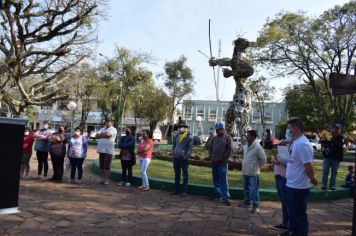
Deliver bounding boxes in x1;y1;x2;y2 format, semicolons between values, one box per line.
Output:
37;175;42;179
142;187;150;191
102;180;109;185
124;182;131;187
77;179;82;184
117;181;124;186
70;179;76;184
272;224;288;230
223;200;231;206
250;207;260;214
181;192;187;197
170;191;179;195
137;185;145;189
321;186;327;190
330;186;336;191
238;203;251;208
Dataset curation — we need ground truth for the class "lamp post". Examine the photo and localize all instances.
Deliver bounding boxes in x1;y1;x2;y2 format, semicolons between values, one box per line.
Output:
67;101;77;134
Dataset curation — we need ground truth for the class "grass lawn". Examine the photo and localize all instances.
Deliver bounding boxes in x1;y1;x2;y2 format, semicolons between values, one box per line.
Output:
111;158;349;189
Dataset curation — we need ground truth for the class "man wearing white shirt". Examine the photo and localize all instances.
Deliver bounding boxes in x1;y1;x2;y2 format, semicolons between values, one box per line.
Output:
279;118;318;236
96;119;117;185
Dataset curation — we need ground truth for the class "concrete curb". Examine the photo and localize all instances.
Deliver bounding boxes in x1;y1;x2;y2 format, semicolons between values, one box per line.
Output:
92;160;352;201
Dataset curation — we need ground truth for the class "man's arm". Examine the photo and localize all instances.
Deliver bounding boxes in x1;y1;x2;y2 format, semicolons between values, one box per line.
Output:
304;162;318;185
258;147;267;167
223;136;232;161
184;138;194;160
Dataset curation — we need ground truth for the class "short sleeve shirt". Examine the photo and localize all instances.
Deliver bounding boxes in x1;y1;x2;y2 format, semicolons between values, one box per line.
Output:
97;127;117;155
286;135;314;189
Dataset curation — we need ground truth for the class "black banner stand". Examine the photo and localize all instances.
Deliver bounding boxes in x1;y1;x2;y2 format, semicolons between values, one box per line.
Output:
0;117;27;215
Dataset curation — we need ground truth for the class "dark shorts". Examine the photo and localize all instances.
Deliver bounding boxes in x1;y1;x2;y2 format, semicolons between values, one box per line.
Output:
99;153;113;170
22;153;32;166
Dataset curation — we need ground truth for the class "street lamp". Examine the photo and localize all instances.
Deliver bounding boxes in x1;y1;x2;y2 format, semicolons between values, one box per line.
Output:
67;101;77;134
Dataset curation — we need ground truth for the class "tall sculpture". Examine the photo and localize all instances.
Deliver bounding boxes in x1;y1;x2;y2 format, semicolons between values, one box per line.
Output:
209;38;254;144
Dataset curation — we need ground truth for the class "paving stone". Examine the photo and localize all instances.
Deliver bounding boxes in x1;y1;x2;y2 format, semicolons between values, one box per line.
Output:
0;146;350;236
56;219;72;227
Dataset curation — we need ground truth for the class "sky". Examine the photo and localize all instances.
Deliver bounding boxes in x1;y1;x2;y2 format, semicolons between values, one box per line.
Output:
96;0;349;102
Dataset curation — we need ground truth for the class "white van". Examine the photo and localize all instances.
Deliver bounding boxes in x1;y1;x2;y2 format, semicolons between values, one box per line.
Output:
153;129;162;142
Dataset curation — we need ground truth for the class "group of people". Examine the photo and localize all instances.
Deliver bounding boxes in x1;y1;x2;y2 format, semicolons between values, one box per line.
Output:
23;117;353;236
21;120;88;183
96;119;154;191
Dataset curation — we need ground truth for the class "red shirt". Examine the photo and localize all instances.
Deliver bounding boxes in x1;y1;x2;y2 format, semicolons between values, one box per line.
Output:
23;133;35;153
137;139;154;159
146;139;154;159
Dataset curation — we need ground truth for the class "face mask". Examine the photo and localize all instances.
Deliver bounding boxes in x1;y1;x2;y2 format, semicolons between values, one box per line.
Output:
24;132;29;136
285;129;292;139
178;128;185;133
43;124;48;129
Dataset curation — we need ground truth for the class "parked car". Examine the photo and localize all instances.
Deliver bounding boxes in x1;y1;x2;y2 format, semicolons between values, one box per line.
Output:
153;129;162;142
347;142;356;151
309;139;321;150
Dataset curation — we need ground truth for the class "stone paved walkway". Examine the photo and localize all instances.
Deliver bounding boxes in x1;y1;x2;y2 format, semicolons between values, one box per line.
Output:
0;147;353;235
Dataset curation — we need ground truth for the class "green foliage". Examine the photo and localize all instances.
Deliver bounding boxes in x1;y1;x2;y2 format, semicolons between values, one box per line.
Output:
129;81;171;130
97;47;153;129
254;1;356;131
161;56;194;116
110;159;348;188
284;81;330;132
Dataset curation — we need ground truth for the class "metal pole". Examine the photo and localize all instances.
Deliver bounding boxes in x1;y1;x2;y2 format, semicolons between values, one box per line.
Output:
353;145;356;236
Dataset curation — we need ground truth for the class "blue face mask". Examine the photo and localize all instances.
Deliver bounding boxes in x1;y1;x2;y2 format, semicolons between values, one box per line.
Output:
285;129;292;139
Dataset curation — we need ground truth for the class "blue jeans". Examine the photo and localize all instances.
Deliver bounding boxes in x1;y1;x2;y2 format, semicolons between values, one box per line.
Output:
139;157;151;187
243;175;260;208
212;163;230;201
322;158;340;188
286;187;310;236
173;158;189;193
275;175;289;227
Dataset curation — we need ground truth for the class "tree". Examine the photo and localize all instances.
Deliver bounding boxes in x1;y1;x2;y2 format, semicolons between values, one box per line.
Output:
98;47;152;133
129;81;171;131
254;1;356;130
248;76;275;141
284;80;333;132
65;63;100;130
160;56;194;139
0;0;104;115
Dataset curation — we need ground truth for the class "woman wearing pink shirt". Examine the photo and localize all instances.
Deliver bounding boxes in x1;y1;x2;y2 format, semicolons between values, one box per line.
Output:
137;131;154;191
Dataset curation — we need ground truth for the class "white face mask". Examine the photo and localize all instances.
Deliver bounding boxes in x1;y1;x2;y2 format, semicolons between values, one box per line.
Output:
74;131;81;136
43;124;49;129
24;132;29;136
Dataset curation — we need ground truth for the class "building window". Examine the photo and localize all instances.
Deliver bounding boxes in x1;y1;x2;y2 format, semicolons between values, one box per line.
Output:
252;109;260;123
185;107;192;120
265;110;273;124
196;106;204;120
209;108;217;122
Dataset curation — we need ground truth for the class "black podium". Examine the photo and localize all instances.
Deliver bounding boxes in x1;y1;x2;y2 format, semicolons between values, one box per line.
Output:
0;117;27;214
